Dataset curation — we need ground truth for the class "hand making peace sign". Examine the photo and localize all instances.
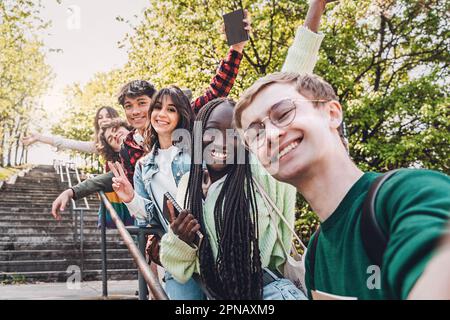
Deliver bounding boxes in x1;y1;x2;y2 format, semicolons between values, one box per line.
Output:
108;161;135;203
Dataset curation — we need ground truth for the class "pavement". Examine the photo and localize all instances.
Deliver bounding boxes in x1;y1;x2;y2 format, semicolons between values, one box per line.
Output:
0;280;139;300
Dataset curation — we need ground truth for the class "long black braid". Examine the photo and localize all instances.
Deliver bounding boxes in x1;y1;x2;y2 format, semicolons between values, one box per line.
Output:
184;98;263;300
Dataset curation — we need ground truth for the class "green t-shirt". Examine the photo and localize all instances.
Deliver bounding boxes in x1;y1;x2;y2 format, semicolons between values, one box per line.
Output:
305;169;450;300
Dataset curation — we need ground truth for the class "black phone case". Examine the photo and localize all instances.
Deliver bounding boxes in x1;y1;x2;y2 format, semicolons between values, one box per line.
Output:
223;9;249;46
163;192;181;221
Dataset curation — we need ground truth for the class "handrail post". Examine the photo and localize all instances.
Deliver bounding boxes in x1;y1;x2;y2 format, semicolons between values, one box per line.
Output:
135;229;149;300
54;160;92;287
59;161;64;182
101;209;108;298
79;209;84;280
98;191;168;300
126;226;161;300
74;165;90;210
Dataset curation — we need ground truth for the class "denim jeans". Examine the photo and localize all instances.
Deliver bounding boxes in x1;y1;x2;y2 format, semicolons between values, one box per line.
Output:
164;271;206;300
263;278;308;300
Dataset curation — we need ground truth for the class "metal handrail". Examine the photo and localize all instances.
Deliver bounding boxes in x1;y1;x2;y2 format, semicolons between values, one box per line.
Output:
55;160;64;183
64;162;90;210
98;191;168;300
55;161;91;280
53;161;167;299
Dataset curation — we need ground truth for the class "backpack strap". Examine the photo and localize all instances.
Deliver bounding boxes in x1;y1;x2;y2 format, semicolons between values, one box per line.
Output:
360;169;400;267
308;227;321;291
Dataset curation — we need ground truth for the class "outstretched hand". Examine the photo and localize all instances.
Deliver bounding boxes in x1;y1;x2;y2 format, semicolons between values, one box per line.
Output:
109;161;134;203
51;189;74;220
305;0;339;33
21;132;40;146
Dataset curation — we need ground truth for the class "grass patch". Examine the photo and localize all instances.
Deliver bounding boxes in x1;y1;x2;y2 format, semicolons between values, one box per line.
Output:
0;167;19;182
0;274;28;285
0;164;31;182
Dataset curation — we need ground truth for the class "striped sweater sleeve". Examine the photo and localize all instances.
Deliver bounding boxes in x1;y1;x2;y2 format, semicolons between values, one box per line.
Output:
160;228;200;284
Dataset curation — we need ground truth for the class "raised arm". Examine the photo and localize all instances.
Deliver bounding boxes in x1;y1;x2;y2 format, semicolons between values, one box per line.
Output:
22;132;97;154
71;171;114;200
51;172;114;220
282;0;338;73
190;10;251;114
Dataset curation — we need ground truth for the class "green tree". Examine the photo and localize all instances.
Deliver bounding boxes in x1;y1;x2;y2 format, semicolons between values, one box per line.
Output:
315;0;449;174
52;70;127;142
53;0;449;243
0;0;52;167
118;0;448;242
119;0;311;97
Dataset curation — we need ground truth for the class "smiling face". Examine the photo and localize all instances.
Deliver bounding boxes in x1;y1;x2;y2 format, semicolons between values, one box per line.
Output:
240;82;341;183
97;108;113;128
123;95;152;130
202;101;236;173
150;95;180;137
103;126;130;152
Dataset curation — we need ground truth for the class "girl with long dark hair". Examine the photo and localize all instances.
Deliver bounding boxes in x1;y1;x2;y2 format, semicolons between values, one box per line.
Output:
109;85;205;300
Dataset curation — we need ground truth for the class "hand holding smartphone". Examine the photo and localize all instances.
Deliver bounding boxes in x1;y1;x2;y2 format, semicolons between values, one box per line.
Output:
222;9;250;46
164;192;203;246
163;192;181;221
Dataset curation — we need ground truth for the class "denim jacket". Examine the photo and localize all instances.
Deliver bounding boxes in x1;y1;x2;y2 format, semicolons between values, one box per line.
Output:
130;146;191;231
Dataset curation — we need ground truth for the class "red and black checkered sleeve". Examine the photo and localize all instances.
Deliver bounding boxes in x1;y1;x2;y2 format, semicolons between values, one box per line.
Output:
120;149;141;187
191;48;243;114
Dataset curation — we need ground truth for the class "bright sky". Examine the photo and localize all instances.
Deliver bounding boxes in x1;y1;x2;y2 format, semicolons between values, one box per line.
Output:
28;0;149;165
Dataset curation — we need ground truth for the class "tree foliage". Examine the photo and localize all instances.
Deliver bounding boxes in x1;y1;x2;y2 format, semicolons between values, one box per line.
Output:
43;0;448;243
121;0;450;243
53;70;127;143
0;0;53;167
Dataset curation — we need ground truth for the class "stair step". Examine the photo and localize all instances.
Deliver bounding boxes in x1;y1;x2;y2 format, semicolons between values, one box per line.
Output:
0;226;125;234
0;241;131;251
0;209;100;215
0;217;99;223
0;258;136;272
0;218;99;223
0;165;136;283
0;233;125;241
0;249;132;261
0;203;90;208
0;221;99;227
0;269;138;283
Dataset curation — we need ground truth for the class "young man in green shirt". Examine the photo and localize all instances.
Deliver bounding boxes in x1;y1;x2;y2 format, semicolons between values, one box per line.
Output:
234;72;450;299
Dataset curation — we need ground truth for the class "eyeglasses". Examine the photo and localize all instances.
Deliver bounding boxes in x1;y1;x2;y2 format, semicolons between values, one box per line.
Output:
243;98;329;150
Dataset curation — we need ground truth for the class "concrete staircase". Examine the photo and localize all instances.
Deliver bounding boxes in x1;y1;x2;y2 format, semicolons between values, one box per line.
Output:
0;165;138;283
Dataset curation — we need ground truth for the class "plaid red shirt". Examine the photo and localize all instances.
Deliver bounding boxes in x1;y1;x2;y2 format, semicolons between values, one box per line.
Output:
120;48;243;184
191;48;243;114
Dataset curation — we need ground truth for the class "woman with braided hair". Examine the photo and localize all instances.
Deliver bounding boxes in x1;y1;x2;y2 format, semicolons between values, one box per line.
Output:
159;98;306;300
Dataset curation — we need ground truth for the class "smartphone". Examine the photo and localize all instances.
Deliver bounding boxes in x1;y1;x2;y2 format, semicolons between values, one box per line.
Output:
163;192;204;245
223;9;249;46
163;192;181;221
